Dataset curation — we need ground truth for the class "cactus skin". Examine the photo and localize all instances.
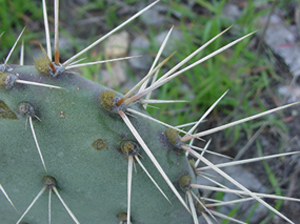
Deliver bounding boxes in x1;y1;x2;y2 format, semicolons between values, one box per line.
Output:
0;64;196;223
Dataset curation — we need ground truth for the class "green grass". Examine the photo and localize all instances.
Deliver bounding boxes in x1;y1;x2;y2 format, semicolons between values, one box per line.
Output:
137;0;280;139
256;140;284;223
0;0;277;131
0;0;42;61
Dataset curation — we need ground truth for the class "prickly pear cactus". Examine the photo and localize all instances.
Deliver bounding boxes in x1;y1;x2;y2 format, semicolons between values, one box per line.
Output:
0;1;299;224
0;63;195;223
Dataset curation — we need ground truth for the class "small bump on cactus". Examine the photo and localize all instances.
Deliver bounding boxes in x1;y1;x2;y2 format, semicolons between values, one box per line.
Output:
120;141;140;158
18;102;37;119
178;175;192;193
100;90;127;113
0;72;18;89
92;139;107;151
43;176;57;189
117;212;129;224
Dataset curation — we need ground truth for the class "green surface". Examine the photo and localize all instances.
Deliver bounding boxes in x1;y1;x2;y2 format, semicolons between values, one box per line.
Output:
0;65;195;223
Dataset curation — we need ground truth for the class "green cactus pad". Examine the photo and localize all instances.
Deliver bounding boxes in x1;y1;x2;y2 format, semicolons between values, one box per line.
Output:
0;65;195;223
